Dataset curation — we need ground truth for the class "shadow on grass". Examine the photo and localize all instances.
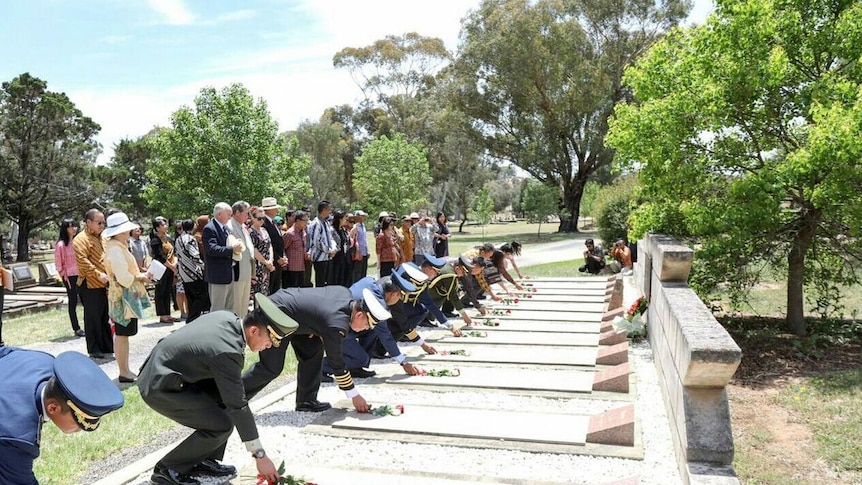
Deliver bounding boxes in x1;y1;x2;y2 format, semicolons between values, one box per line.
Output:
143;321;176;328
49;334;83;343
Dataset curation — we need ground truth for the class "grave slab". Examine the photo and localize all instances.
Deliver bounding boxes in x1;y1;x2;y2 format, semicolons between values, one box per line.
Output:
428;331;600;347
233;464;545;485
464;320;602;333
506;293;609;303
491;309;602;321
331;404;589;446
518;288;610;297
385;365;595;393
494;300;606;313
407;344;599;367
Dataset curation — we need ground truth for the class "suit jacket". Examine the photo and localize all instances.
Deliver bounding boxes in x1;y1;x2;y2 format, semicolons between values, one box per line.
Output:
0;347;55;484
137;311;258;442
203;220;234;285
262;216;284;260
228;219;254;280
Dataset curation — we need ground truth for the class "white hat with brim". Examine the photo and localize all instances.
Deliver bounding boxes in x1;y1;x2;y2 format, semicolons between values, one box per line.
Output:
400;262;428;284
354;210;367;216
361;287;391;327
261;197;282;210
409;212;420;219
102;212;139;239
378;211;390;219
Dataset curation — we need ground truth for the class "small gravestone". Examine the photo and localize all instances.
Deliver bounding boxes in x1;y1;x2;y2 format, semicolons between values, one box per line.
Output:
39;262;60;285
8;262;37;290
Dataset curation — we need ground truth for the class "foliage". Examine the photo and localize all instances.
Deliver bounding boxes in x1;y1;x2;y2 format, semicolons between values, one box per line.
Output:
293;118;347;205
486;174;523;213
453;0;689;232
353;133;431;216
97;135;155;222
146;84;309;218
577;181;601;219
0;73;102;261
520;179;558;237
472;186;494;239
275;135;314;210
607;0;862;335
592;175;640;246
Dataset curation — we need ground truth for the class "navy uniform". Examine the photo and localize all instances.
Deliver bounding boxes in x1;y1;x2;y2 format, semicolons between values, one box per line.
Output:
138;295;297;485
0;348;124;485
323;274;415;375
242;286;390;412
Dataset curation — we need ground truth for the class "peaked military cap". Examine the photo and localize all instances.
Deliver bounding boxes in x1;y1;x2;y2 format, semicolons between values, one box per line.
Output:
54;352;124;431
397;262;428;285
421;252;446;269
456;254;474;269
388;271;416;294
253;293;300;343
360;287;391;328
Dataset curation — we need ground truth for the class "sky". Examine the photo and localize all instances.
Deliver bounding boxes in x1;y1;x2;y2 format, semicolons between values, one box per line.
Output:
0;0;714;165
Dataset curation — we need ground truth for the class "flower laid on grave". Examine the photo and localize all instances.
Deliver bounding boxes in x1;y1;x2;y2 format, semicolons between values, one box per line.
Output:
422;368;461;377
255;461;317;485
480;318;500;327
500;296;520;305
458;330;487;338
370;404;404;416
439;349;470;356
490;308;512;315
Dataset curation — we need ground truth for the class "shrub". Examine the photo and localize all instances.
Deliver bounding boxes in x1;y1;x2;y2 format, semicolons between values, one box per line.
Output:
593;175;640;246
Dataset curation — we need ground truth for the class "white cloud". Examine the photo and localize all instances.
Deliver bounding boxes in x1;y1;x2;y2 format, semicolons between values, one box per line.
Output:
202;9;258;26
146;0;196;25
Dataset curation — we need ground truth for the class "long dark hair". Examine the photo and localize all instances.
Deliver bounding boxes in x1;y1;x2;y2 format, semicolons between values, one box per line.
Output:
58;218;79;246
150;216;168;239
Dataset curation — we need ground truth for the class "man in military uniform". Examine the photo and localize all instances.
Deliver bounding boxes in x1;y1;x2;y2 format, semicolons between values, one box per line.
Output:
322;274;424;380
0;348;124;484
138;294;293;485
242;286;391;414
419;253;475;326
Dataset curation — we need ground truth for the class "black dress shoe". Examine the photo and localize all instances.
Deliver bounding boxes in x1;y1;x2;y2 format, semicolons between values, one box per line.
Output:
320;374;334;383
349;367;376;378
296;400;332;412
151;466;200;485
443;312;458;319
417;319;438;328
118;375;137;383
191;458;236;477
75;329;85;337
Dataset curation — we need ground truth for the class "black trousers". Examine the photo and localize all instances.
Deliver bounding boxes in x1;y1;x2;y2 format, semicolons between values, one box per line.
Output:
312;260;331;287
183;279;210;323
242;333;324;403
268;266;282;295
78;281;113;354
283;270;304;288
141;384;233;474
585;258;605;274
302;260;313;287
352;255;369;284
0;286;4;345
379;261;395;277
63;275;81;332
155;267;175;316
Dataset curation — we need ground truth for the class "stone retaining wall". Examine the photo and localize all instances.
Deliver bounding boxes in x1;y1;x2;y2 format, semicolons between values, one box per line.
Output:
636;234;742;485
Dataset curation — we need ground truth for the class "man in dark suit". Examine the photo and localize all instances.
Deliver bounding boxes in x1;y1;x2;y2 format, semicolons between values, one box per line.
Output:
0;348;124;484
242;286;390;414
260;197;286;294
203;202;241;312
138;294;292;485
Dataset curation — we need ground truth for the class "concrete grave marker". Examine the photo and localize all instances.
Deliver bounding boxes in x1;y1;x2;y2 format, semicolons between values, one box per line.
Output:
385;365;596;393
409;344;599;367
428;331;600;347
464;319;602;333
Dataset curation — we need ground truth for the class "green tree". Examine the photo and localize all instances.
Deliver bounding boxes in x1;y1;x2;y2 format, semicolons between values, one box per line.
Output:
146;84;307;217
275;134;314;209
607;0;862;336
0;73;101;261
473;186;495;240
98;135;155;221
353;134;431;216
293;118;347;205
521;179;559;238
453;0;689;232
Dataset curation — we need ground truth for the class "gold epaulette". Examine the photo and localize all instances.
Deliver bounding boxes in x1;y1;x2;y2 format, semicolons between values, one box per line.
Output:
334;370;354;390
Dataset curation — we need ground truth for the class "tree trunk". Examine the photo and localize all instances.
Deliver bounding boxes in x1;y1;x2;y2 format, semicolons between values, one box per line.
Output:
16;217;31;262
558;178;587;233
785;209;821;336
537;220;543;239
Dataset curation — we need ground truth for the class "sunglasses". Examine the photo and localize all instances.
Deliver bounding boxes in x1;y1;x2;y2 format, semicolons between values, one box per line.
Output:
255;217;265;221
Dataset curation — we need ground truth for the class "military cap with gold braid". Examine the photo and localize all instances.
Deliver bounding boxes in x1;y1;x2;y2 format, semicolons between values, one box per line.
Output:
396;262;428;304
253;293;300;346
54;352;124;431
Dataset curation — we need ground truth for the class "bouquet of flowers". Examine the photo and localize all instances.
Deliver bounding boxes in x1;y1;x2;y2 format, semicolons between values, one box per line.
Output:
255;461;317;485
613;296;648;338
422;368;461;377
370;404;405;416
439;349;470;356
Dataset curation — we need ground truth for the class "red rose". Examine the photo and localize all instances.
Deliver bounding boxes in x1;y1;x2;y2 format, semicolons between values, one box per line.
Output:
514;298;519;303
396;404;405;414
506;309;511;314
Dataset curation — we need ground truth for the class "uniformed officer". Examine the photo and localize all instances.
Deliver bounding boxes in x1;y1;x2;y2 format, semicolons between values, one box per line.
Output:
137;294;296;485
242;286;391;414
396;261;464;337
419;252;475;326
0;348;124;485
322;274;424;380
